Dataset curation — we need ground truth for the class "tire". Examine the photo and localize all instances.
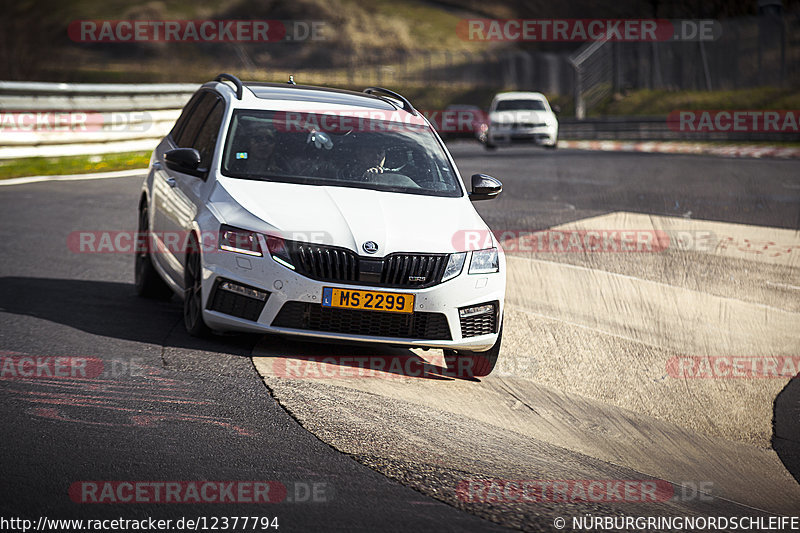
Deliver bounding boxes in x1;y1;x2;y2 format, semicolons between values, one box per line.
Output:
444;322;503;378
183;235;211;337
484;142;497;151
544;138;558;149
135;204;173;299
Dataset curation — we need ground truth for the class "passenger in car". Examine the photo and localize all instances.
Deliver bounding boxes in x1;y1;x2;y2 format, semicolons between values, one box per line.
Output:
228;123;292;176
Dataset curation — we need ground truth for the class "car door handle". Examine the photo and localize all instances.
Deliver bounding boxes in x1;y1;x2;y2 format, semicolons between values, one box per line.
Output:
166;177;177;188
152;161;162;170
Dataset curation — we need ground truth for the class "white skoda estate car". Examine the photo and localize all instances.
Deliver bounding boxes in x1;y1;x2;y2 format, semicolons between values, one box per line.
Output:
485;91;558;149
137;74;506;376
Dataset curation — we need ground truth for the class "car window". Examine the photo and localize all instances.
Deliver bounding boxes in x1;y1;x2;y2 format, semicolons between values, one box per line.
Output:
175;92;218;148
221;110;463;198
495;99;547;112
169;92;202;143
192;101;224;170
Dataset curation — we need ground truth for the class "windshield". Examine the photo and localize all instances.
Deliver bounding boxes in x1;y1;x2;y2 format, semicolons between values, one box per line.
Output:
495;99;547;112
221;110;463;197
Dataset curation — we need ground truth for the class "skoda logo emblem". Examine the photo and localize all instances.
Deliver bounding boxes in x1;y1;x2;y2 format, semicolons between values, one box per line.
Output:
362;241;379;254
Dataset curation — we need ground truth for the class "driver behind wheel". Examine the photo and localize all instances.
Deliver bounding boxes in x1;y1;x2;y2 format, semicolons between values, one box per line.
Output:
359;147;387;181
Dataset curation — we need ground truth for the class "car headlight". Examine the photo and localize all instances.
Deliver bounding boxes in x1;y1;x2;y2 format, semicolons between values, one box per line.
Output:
219;225;262;256
442;252;466;281
265;235;295;270
469;248;499;274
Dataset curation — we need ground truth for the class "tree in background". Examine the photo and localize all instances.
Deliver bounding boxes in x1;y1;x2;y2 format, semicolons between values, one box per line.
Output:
0;0;70;80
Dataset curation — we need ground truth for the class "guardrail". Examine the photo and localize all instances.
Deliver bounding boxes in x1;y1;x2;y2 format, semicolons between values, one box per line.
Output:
0;81;197;159
559;117;799;143
2;81;796;160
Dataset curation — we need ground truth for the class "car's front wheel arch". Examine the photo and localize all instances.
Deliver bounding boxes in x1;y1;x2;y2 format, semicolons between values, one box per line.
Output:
135;201;173;299
183;231;211;337
443;320;503;378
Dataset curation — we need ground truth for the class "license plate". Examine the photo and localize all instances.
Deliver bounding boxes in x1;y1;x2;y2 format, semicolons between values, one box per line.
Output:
322;287;414;314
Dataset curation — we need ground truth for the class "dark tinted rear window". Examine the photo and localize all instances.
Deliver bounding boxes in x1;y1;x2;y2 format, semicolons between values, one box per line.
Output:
192;101;224;169
170;92;202;143
175;92;218;148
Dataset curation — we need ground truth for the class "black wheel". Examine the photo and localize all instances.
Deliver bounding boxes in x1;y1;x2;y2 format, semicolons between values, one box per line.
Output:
484;142;497;151
183;235;211;337
135;204;173;299
444;322;503;378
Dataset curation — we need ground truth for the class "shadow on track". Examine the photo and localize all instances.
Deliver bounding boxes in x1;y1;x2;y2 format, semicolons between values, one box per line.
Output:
773;377;800;485
0;276;478;381
0;276;258;356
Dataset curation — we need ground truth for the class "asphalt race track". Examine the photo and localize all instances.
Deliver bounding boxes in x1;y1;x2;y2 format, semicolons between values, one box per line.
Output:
1;144;799;531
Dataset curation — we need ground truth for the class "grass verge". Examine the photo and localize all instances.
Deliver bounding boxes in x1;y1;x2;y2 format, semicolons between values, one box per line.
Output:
0;152;150;180
592;87;800;117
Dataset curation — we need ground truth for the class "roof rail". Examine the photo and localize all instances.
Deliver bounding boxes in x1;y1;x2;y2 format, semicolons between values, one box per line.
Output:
363;87;417;116
214;73;243;100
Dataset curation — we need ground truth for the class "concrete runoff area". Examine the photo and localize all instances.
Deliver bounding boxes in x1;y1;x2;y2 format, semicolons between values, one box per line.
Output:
253;212;800;524
4;143;799;530
503;212;800;446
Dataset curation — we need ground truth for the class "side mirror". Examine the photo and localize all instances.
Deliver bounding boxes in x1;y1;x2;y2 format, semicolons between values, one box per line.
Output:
551;104;561;116
164;148;204;177
469;173;502;201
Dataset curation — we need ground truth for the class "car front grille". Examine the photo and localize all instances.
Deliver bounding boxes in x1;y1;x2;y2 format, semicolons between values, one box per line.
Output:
380;254;448;288
459;302;499;338
287;242;448;288
512;122;546;129
289;243;359;283
272;302;452;340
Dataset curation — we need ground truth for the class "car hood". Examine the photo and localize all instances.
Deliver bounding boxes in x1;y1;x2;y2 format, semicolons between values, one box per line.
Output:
210;177;490;255
490;110;554;125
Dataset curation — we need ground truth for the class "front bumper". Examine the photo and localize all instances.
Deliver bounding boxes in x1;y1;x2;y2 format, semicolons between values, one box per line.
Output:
488;125;557;146
198;248;506;352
